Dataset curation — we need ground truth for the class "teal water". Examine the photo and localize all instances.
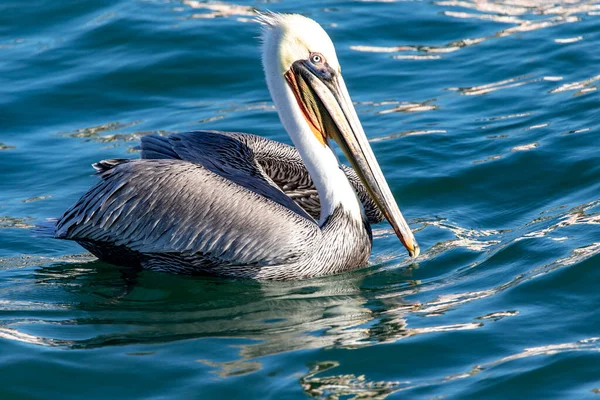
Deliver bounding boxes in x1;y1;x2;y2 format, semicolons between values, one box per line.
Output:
2;0;600;398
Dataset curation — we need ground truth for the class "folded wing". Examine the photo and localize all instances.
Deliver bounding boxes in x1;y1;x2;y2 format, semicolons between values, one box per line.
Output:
141;131;384;224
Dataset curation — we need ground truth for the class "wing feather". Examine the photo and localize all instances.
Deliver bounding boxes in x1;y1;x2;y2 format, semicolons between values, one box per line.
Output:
57;159;318;266
141;131;384;223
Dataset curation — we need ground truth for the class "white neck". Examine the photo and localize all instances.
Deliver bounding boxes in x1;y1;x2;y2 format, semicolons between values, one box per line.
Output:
263;66;362;224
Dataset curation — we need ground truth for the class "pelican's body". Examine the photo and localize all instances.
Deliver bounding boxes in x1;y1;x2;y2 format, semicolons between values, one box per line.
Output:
56;13;418;280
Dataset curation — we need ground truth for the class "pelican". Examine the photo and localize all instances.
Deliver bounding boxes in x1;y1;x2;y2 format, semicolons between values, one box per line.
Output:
55;13;419;280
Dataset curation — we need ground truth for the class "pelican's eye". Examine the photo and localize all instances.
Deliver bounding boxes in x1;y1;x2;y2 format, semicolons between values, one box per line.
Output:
306;52;333;81
310;52;324;65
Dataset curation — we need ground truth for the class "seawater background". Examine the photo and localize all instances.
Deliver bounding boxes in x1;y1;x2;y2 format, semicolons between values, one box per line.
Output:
1;0;600;398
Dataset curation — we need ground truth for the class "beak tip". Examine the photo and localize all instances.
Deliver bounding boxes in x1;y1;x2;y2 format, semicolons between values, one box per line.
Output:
408;242;420;259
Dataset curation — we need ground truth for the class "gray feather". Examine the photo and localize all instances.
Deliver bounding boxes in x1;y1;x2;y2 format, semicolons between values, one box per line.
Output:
56;131;379;280
140;131;384;224
57;159;318;268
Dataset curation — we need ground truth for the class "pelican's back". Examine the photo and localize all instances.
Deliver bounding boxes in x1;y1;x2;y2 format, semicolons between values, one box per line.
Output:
140;131;384;223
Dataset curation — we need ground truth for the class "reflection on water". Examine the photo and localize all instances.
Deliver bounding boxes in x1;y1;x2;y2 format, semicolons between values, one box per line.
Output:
0;216;34;229
448;75;539;96
300;336;600;398
550;73;600;95
438;0;600;16
59;121;167;150
301;361;405;399
376;100;438;114
0;142;15;150
520;199;600;239
511;142;538;151
60;101;277;150
61;121;140;139
414;217;507;255
2;0;600;397
353;99;439;118
0;200;597;397
1;197;597;382
352;0;599;60
0;254;95;270
370;129;447;142
181;0;255;21
0;262;410;379
0;257;491;382
555;36;583;43
0;200;600;354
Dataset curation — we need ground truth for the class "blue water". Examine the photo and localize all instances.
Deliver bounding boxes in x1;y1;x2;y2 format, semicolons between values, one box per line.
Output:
2;0;600;398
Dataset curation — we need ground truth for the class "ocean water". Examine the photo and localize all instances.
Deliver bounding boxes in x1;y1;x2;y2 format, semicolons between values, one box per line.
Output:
2;0;600;398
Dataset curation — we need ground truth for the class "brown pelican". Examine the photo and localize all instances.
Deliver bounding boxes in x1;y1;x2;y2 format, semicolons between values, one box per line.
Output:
55;13;419;280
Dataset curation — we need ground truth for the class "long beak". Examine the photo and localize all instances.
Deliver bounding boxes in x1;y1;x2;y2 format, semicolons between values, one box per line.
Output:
286;61;420;258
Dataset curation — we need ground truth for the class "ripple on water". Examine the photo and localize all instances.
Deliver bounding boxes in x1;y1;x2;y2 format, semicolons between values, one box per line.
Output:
4;196;597;354
2;0;600;398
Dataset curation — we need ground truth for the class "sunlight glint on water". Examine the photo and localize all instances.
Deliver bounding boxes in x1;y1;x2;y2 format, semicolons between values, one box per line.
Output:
1;0;600;398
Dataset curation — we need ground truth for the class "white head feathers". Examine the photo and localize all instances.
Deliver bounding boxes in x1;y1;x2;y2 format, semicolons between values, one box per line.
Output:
257;12;340;75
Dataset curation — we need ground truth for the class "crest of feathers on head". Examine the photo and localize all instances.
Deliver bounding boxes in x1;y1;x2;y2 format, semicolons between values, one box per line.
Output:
255;11;339;74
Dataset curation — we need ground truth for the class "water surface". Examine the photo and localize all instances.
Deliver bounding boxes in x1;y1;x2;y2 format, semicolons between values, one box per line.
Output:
2;0;600;398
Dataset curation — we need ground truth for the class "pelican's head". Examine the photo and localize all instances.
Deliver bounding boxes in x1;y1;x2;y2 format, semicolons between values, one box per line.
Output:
258;12;420;259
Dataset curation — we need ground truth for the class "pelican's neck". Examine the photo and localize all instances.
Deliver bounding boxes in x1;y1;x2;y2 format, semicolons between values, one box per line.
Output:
265;70;362;224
